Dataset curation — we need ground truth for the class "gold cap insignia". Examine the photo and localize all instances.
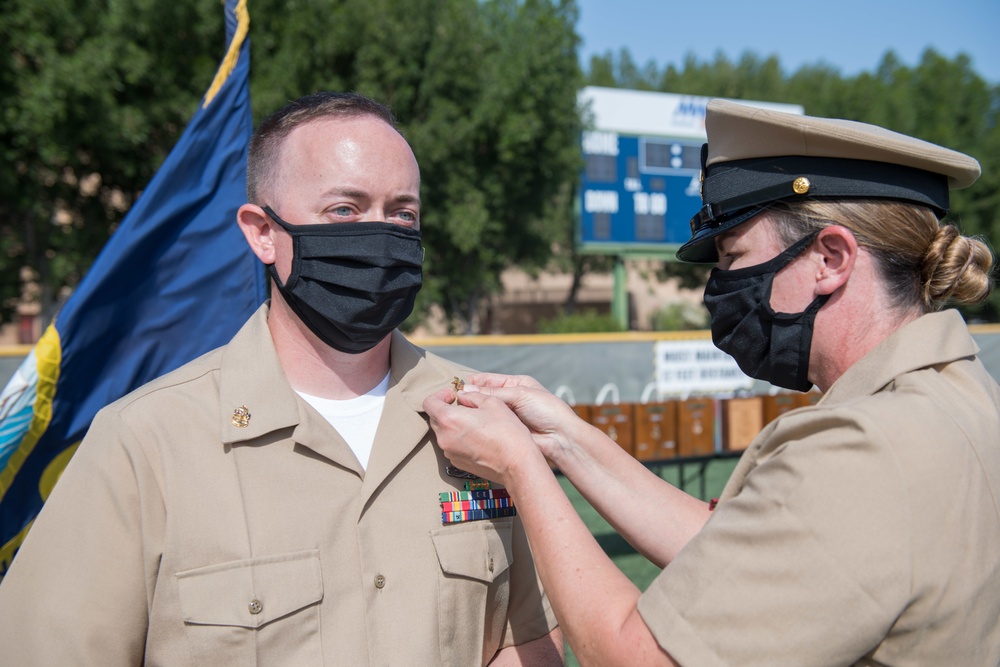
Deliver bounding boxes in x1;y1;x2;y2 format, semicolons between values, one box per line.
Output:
231;405;251;428
792;177;811;195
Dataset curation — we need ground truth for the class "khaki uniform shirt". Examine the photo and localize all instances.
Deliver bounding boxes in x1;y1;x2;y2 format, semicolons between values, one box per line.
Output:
0;305;556;666
638;310;1000;666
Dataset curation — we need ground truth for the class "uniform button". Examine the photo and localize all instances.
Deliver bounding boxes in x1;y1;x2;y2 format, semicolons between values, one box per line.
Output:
374;574;386;589
488;558;494;573
248;598;263;615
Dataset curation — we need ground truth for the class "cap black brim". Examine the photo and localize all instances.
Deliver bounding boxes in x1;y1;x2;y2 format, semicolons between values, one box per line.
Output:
675;205;767;263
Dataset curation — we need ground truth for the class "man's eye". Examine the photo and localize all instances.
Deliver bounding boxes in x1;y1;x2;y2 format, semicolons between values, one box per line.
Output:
333;206;354;217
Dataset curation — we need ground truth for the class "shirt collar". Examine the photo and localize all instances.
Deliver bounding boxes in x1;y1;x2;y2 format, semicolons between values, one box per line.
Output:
218;303;300;445
218;306;457;445
821;309;979;404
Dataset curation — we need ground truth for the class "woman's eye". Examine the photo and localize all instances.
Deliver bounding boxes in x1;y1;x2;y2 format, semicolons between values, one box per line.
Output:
719;253;739;269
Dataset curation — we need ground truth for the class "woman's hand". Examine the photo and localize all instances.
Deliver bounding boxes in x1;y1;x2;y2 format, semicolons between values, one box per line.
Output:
423;386;543;486
462;373;584;462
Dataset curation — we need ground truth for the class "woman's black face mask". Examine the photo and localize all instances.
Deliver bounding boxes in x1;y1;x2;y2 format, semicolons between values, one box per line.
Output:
703;232;828;392
263;206;423;354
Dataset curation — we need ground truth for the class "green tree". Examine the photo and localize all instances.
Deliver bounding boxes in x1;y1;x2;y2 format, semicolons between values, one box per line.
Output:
7;4;998;333
3;0;584;336
0;0;225;327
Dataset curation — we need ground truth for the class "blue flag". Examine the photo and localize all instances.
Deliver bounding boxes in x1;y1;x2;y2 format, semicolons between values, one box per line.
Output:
0;0;265;578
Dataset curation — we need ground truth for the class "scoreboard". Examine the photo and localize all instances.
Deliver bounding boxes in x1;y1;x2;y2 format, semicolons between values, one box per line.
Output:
579;129;703;251
577;87;803;256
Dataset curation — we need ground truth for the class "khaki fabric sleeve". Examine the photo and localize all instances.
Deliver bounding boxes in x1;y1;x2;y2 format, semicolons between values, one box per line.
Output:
0;406;164;665
637;408;911;666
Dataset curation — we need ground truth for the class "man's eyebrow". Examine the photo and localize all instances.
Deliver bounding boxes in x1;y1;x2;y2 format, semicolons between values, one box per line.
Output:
319;189;420;207
320;187;368;200
392;193;421;206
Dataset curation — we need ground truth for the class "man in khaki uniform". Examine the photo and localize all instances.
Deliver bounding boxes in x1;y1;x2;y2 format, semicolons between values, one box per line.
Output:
0;92;562;665
423;100;1000;665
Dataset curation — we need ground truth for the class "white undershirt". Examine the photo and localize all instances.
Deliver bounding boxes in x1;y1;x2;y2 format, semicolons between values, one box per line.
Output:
296;372;390;470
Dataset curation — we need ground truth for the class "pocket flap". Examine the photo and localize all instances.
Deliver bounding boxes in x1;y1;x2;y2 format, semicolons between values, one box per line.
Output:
176;550;323;628
430;521;512;583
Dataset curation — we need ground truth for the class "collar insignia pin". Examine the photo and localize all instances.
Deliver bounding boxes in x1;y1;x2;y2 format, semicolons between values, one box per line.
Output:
231;405;251;428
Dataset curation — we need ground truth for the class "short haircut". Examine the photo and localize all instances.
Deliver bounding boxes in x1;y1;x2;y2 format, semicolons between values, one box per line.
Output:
246;92;397;204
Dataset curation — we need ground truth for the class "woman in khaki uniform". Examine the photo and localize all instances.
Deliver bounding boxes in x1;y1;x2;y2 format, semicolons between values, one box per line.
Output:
424;100;1000;666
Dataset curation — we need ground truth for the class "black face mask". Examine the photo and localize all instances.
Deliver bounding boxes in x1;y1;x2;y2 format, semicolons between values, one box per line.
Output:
263;206;423;354
703;232;829;392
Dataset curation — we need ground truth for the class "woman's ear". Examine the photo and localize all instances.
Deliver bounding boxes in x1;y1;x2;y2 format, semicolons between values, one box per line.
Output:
236;204;276;264
813;225;858;295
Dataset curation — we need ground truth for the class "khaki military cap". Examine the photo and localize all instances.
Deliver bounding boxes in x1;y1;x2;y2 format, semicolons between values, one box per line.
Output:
676;98;982;262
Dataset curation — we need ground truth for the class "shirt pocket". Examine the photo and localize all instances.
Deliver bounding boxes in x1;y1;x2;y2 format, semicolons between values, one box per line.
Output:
176;550;323;667
430;520;513;667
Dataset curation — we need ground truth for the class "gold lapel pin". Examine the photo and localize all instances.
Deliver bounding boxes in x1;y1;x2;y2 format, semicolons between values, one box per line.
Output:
450;377;465;393
231;405;251;428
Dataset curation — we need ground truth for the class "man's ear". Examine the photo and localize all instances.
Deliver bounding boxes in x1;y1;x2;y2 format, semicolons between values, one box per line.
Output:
237;204;276;264
813;225;858;295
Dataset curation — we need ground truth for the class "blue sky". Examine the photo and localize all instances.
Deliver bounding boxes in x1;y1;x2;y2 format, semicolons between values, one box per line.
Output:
576;0;1000;84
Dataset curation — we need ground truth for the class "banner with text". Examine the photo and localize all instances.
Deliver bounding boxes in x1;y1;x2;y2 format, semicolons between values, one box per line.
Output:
654;339;753;396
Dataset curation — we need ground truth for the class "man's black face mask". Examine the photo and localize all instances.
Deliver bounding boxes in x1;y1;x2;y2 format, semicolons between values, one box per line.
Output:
263;206;423;354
